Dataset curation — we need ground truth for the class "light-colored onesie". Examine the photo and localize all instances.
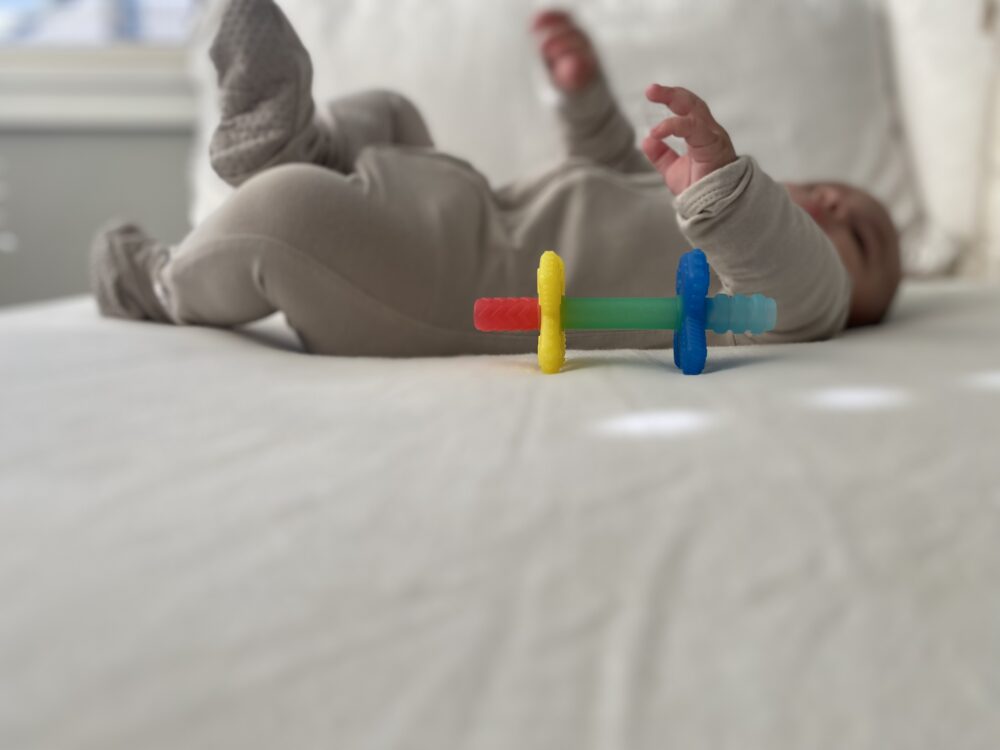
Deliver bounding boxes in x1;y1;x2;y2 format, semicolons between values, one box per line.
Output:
154;8;850;357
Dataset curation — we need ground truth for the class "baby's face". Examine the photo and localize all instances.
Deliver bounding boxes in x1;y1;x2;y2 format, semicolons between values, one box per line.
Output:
785;182;902;326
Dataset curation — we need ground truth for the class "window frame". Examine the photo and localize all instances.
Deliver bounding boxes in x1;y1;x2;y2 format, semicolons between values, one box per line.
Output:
0;44;196;131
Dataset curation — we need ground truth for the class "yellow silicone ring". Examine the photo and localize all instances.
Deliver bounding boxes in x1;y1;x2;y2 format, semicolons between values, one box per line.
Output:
536;251;566;374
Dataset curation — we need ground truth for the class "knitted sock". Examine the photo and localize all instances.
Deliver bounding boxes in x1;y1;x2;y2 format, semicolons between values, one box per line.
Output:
90;221;173;323
208;0;341;185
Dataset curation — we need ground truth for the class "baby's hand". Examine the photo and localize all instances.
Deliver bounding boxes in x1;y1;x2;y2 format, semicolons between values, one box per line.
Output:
641;84;737;195
532;9;599;93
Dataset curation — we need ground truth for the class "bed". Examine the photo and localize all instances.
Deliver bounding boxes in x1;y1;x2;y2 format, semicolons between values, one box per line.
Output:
2;280;999;749
4;0;999;746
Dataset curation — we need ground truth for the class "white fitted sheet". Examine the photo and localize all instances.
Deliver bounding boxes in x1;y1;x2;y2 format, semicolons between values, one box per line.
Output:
1;280;999;749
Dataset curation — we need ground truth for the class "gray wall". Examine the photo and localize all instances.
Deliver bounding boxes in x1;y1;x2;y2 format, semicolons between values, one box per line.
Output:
0;128;194;308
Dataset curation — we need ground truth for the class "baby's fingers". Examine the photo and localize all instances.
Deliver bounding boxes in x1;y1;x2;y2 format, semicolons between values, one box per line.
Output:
645;84;710;119
541;30;590;62
648;115;695;142
650;114;726;152
646;85;730;144
645;83;737;184
641;135;680;172
532;9;574;32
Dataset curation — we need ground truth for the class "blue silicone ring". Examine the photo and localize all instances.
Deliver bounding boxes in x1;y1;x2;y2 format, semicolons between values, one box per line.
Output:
675;249;710;375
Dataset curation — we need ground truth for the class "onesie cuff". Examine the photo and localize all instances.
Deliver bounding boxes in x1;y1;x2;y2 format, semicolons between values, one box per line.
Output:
674;155;754;221
555;71;618;123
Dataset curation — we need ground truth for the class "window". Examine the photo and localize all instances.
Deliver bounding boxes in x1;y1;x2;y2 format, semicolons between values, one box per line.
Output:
0;0;199;46
0;0;201;129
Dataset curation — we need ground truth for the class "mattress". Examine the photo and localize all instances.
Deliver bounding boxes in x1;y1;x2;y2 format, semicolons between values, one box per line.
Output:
2;280;999;749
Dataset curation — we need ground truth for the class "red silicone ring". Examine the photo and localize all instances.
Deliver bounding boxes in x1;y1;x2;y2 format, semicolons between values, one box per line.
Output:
474;297;540;331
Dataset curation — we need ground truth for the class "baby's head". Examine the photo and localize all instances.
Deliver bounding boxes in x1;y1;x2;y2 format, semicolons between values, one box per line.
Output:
785;182;902;327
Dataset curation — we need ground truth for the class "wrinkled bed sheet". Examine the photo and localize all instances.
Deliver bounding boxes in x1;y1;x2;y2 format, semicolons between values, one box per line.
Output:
1;280;999;749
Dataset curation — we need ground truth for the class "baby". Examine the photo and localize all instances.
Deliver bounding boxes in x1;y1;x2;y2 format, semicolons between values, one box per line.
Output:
91;2;902;357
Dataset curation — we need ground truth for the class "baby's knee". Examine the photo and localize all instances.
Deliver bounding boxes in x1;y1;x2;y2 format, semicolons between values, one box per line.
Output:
240;163;354;214
240;162;332;196
345;88;418;117
356;89;432;146
376;89;421;120
203;163;358;247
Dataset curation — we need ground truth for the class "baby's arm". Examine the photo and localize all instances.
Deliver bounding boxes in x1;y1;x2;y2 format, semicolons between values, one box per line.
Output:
643;85;851;343
533;10;653;174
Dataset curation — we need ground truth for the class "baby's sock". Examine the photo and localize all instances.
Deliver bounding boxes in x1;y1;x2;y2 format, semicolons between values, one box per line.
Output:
557;75;651;174
208;0;343;186
90;222;174;323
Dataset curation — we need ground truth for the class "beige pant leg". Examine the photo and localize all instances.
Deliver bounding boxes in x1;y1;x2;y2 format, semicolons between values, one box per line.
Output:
157;162;536;357
321;90;434;170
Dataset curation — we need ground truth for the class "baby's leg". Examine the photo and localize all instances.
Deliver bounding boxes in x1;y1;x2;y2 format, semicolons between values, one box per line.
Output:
320;89;435;170
209;0;433;185
154;164;532;356
534;11;651;175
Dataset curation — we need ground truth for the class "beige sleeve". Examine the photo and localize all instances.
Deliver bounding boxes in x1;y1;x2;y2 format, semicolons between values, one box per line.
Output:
674;156;852;344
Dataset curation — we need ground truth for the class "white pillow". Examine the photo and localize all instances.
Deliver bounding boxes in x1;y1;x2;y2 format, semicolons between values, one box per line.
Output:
881;0;996;275
188;0;940;273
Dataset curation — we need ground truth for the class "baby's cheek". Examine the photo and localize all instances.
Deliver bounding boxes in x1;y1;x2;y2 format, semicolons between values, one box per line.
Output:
827;228;862;282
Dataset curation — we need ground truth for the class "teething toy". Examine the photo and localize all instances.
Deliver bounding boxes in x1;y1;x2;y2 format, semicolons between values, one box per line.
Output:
473;249;777;375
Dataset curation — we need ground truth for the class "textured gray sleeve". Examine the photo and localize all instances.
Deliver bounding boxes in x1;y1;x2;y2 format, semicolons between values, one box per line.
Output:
555;74;654;175
675;156;852;343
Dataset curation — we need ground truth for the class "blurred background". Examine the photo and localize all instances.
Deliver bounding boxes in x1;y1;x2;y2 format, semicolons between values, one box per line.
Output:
0;0;199;307
0;0;998;309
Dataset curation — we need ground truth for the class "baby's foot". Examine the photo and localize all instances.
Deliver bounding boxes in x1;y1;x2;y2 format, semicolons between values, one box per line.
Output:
209;0;330;185
532;10;599;93
90;221;173;322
